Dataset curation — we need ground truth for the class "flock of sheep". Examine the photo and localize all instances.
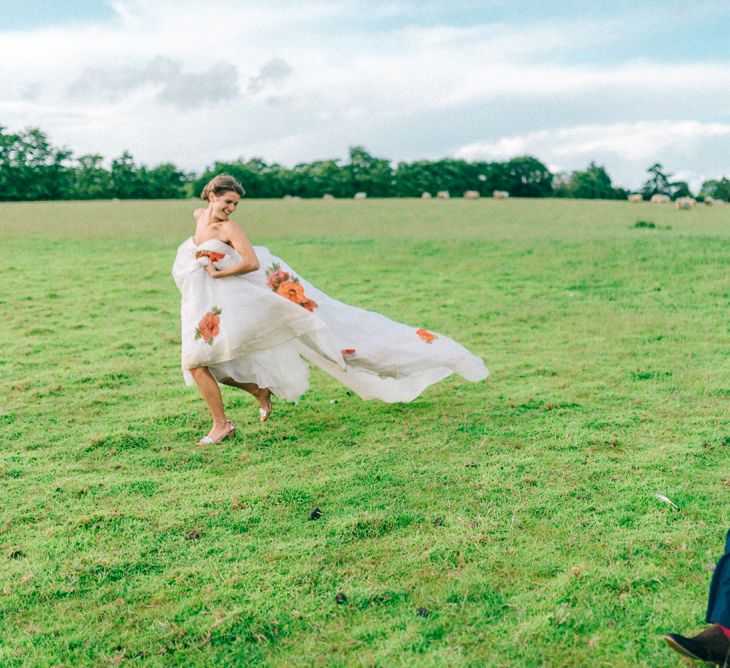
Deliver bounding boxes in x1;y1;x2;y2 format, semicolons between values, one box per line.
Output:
283;190;510;201
628;193;724;209
282;192;723;207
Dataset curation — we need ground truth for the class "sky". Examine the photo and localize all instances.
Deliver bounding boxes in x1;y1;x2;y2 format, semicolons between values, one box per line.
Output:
1;0;729;190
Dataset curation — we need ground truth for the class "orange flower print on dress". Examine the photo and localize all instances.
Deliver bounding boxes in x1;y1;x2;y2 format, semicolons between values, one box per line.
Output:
195;250;226;263
266;263;319;311
416;328;437;343
277;280;306;304
195;307;222;345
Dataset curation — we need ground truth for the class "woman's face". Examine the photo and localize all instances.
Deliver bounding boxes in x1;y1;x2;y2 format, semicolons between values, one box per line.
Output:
208;190;241;220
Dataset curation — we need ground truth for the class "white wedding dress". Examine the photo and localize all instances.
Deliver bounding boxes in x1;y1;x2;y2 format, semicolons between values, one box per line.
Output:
172;237;488;403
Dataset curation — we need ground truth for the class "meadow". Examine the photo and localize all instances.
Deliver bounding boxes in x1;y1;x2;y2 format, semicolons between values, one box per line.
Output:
1;197;729;666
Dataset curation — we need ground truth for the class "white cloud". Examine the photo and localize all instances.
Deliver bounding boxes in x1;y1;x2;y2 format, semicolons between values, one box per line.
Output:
0;0;728;187
66;56;243;109
455;121;730;189
247;58;293;94
455;121;730;162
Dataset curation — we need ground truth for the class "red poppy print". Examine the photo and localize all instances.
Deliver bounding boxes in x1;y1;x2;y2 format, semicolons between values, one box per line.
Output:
195;306;222;345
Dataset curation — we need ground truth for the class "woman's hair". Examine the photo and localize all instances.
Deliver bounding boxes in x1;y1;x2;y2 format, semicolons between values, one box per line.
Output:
200;174;245;200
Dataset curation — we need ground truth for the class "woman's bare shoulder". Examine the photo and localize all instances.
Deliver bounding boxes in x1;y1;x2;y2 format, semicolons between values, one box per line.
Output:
223;219;248;240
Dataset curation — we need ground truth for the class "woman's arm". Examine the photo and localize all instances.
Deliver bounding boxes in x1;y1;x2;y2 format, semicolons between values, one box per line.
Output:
207;222;260;278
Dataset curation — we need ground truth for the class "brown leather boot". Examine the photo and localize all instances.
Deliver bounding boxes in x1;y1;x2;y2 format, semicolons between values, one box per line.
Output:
664;624;730;665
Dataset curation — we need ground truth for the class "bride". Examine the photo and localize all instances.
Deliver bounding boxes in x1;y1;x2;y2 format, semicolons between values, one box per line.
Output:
172;174;488;445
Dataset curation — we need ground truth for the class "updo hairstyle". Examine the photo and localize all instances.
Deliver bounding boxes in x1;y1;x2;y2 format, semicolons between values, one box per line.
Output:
200;174;245;200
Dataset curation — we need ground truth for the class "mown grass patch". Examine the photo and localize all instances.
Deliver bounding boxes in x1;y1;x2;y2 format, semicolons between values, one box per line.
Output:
1;198;729;665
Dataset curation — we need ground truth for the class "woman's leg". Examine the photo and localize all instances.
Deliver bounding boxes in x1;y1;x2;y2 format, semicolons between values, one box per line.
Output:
220;377;273;421
189;367;233;440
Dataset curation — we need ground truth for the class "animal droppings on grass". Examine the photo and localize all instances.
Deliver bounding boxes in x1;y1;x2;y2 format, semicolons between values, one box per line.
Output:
433;517;444;526
185;529;201;541
309;507;323;520
335;592;348;605
416;607;430;617
465;461;478;468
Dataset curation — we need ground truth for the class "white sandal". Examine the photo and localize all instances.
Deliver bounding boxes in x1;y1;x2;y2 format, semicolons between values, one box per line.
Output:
197;419;235;446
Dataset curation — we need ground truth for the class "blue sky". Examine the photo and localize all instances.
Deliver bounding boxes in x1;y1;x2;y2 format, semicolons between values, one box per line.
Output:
3;0;115;29
1;0;729;190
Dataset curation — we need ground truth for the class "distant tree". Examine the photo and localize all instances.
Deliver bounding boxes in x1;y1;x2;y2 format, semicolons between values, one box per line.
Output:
73;154;113;199
289;159;350;197
670;180;692;200
110;151;146;198
0;126;73;200
145;163;189;199
558;162;626;199
642;163;672;199
194;160;266;199
348;146;394;196
641;162;694;200
495;156;553;197
700;177;730;201
394;160;440;196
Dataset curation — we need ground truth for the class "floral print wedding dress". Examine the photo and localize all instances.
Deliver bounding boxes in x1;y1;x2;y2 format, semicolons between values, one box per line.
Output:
172;237;488;402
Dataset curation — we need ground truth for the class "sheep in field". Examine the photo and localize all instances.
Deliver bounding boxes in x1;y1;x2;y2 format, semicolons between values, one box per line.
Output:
421;192;432;199
354;192;367;200
463;190;480;199
628;194;643;203
650;194;671;203
493;190;509;199
436;191;450;199
675;197;696;210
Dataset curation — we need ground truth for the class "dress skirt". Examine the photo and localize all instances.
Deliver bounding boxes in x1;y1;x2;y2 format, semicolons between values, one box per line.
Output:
172;237;488;402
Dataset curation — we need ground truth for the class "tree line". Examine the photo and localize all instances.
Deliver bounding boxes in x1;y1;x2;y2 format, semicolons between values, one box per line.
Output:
1;125;728;202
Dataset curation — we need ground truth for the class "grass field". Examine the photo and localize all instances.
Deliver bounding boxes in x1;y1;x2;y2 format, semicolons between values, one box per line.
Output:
1;197;729;666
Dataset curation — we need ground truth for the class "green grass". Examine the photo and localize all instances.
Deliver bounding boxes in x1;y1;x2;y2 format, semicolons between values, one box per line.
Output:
1;197;729;666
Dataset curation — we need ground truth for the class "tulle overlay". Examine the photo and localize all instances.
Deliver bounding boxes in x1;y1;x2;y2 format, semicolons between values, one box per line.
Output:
172;238;488;402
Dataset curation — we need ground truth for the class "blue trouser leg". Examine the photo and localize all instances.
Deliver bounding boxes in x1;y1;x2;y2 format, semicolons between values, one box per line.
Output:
707;530;730;626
